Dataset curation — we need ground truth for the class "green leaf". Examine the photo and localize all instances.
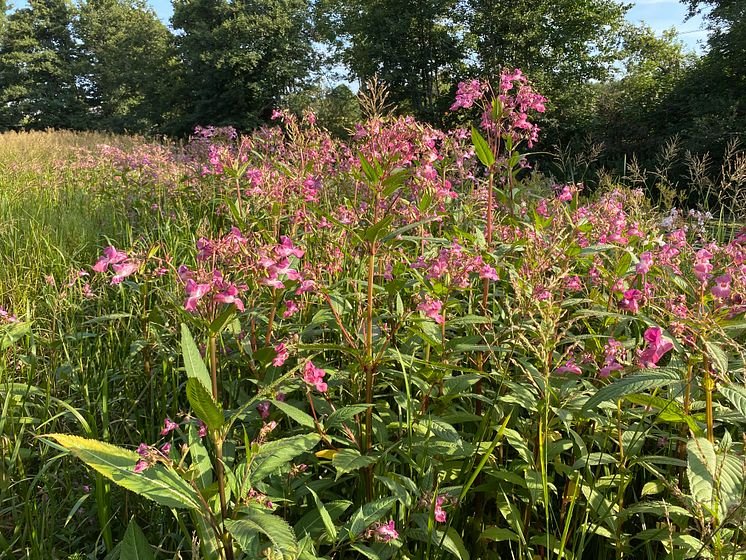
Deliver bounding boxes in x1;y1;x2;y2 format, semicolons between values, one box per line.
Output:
272;399;316;428
325;405;371;429
250;434;320;484
347;497;397;536
359;154;379;183
479;527;520;542
181;324;212;395
704;340;729;375
364;215;394;243
227;508;298;558
408;527;470;560
582;368;681;412
120;518;154;560
687;438;715;500
332;449;378;480
471;126;495;168
308;487;338;542
186;378;223;431
720;383;746;420
45;434;202;510
1;321;31;350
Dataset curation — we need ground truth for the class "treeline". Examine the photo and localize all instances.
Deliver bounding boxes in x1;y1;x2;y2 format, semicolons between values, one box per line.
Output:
0;0;743;163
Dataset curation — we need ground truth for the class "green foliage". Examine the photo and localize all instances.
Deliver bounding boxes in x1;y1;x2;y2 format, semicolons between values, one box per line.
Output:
170;0;318;132
75;0;178;133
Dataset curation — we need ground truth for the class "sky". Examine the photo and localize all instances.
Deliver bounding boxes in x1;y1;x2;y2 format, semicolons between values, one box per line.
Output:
145;0;709;54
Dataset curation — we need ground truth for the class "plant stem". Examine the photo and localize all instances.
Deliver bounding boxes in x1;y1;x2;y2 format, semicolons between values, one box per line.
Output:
704;357;714;443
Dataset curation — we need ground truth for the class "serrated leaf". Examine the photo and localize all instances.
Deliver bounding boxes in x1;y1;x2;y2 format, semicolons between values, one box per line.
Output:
687;438;717;509
720;383;746;420
325;405;371;429
272;399;316;428
332;449;378;479
582;368;681;411
704;340;729;375
227;508;298;558
347;497;397;536
186;378;223;430
121;518;154;560
251;434;320;484
181;324;212;395
45;434;202;510
471;126;494;168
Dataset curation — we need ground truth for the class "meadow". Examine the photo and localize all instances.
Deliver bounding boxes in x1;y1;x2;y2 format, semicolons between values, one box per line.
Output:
1;74;745;560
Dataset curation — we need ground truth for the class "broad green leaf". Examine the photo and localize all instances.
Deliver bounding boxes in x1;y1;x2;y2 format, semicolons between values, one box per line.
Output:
325;404;371;429
704;340;729;375
687;438;717;512
471;126;495;168
181;324;212;395
408;527;470;560
272;399;316;428
347;497;397;536
582;368;681;412
227;508;298;558
251;434;320;483
332;449;378;480
46;434;202;510
186;378;223;430
719;383;746;420
187;423;212;488
624;393;703;435
479;527;520;542
308;487;338;542
1;321;31;350
359;154;379;183
120;518;154;560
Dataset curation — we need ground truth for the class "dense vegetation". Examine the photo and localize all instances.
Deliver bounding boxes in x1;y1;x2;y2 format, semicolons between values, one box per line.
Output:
0;0;744;174
1;74;745;559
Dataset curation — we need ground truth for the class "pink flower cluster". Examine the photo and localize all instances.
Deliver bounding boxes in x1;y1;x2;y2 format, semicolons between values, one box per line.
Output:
179;268;246;313
303;361;328;393
638;327;674;368
92;246;140;284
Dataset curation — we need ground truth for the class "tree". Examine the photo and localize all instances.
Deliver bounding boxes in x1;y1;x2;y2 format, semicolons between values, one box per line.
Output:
465;0;629;141
316;0;465;122
171;0;319;133
76;0;178;133
0;0;88;130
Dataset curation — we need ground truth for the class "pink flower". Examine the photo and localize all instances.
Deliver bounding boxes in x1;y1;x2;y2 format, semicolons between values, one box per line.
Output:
450;80;486;110
638;327;674;368
197;420;207;438
136;443;149;457
133;459;149;474
711;274;731;300
257;401;270;419
479;264;499;281
276;236;305;259
184;279;211;312
283;300;299;318
374;520;399;542
619;289;643;314
273;343;289;367
303;361;328;393
160;417;179;436
92;246;128;273
213;284;245;311
434;496;447;523
418;296;444;324
564;276;583;291
555;359;582;375
160;443;171;455
111;261;140;284
636;252;653;275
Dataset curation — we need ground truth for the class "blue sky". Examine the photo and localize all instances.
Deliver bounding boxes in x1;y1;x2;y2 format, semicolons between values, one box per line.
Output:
626;0;709;52
145;0;709;53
